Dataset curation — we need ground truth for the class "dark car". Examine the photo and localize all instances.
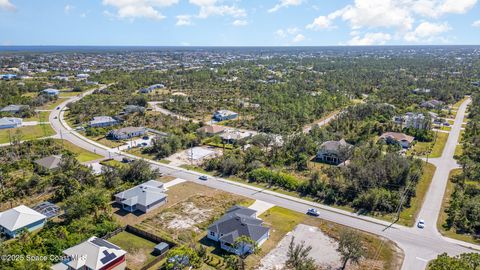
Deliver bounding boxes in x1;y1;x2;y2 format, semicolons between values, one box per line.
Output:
199;175;208;181
143;136;149;140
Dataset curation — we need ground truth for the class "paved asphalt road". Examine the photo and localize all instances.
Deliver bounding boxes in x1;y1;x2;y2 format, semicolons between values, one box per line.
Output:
49;89;479;270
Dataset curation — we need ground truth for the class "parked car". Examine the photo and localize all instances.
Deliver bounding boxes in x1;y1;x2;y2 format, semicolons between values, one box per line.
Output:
141;142;148;146
54;116;57;119
122;157;134;163
56;106;60;110
417;219;425;229
306;208;320;216
143;136;149;140
199;175;208;181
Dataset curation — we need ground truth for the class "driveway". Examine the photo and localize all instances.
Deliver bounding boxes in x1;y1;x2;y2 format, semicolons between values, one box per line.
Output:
249;200;274;216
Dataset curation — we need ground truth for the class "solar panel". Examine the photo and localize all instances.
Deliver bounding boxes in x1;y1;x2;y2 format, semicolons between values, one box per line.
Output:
91;238;121;250
32;201;61;218
100;250;117;264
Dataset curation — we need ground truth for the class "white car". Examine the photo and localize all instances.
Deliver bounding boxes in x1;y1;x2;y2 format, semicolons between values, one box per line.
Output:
307;208;320;216
417;219;425;229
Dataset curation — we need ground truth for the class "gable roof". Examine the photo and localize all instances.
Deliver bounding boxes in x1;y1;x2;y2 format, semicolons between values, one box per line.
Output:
319;139;352;152
63;236;126;270
197;125;226;134
208;206;269;245
115;180;166;207
35;155;62;170
380;132;415;143
0;205;46;232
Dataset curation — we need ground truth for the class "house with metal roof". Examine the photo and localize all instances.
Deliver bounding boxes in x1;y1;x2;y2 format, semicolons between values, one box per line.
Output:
0;104;30;114
51;236;127;270
35;155;62;170
114;180;167;213
0;205;47;238
207;205;270;255
107;126;146;140
42;88;60;96
88;116;119;128
0;117;22;129
213;110;238;121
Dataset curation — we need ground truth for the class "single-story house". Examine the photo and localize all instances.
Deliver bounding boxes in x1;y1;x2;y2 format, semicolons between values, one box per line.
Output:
471;81;479;87
107;126;146;140
139;83;165;94
35;155;62;170
1;74;17;80
76;73;90;79
220;128;257;144
421;100;444;109
115;180;167;213
42;88;60;96
207;205;270;255
50;236;127;270
316;139;353;165
0;205;47;238
397;112;430;130
88;116;119;128
379;132;415;149
0;104;30;114
213;110;238;121
123;105;145;114
197;124;227;135
0;117;22;129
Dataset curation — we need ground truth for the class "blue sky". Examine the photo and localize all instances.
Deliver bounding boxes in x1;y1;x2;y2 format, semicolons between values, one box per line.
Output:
1;0;479;46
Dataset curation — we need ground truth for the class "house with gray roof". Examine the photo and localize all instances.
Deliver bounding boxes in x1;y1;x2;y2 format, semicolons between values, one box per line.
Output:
316;139;353;165
88;116;119;128
42;88;60;96
207;205;270;255
0;117;22;129
35;155;62;170
0;205;47;238
0;104;29;114
114;180;167;213
107;126;146;140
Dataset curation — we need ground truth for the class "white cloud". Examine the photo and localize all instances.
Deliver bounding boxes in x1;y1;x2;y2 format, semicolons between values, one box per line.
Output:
189;0;246;19
404;21;451;42
347;32;392;45
306;16;332;30
0;0;16;11
473;20;480;27
232;19;248;26
176;15;192;26
292;34;305;43
268;0;303;13
64;4;74;14
102;0;179;20
307;0;477;44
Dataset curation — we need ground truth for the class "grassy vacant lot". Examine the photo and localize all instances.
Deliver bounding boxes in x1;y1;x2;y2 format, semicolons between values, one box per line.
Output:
109;231;157;270
409;132;448;158
23;111;50;122
38;98;65;110
247;207;403;270
53;139;103;162
58;91;82;98
0;124;55;144
437;169;480;245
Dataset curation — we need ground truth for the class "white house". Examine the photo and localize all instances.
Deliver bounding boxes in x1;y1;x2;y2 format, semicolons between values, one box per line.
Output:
0;205;47;238
88;116;119;128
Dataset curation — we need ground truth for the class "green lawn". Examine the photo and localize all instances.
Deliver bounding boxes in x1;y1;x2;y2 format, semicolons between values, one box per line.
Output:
437;169;480;245
53;139;103;162
451;97;468;110
409;132;448;158
454;144;463;158
108;231;157;270
0;124;55;144
23;111;50;122
58;91;82;98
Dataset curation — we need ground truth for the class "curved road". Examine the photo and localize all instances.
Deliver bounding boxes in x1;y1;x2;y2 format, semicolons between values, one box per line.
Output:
49;90;479;270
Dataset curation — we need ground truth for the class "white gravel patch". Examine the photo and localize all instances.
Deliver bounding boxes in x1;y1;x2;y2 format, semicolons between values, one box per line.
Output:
258;224;342;270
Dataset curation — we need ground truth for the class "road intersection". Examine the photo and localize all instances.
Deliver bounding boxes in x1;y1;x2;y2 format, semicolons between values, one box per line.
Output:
48;87;479;270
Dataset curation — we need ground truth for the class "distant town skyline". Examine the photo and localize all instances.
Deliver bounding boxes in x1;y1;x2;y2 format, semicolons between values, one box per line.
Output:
1;0;480;46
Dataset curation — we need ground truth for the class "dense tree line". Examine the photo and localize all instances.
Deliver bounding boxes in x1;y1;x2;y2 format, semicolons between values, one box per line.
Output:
445;94;480;237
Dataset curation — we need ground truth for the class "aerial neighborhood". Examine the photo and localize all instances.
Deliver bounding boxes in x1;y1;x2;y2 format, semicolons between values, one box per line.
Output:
0;46;479;270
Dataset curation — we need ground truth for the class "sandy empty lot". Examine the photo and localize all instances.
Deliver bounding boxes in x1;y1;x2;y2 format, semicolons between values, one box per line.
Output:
258;224;342;270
